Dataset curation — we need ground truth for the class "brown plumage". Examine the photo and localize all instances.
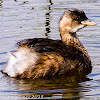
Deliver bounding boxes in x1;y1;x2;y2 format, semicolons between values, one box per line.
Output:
2;9;96;78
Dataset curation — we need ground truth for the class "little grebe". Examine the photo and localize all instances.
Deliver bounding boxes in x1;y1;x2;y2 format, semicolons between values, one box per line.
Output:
2;9;96;78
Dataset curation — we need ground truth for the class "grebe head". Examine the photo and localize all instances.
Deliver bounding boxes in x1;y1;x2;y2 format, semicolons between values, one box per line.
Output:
59;9;96;34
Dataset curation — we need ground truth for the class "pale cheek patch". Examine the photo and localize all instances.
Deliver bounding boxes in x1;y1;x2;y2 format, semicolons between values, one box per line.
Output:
65;26;71;31
71;25;85;33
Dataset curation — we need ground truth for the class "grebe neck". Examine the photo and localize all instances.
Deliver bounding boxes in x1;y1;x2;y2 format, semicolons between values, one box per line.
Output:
60;31;90;59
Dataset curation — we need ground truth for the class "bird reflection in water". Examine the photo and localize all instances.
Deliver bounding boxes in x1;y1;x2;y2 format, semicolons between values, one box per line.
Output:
9;73;91;99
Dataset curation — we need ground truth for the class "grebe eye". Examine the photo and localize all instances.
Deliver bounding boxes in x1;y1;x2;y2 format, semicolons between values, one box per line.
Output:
73;18;80;21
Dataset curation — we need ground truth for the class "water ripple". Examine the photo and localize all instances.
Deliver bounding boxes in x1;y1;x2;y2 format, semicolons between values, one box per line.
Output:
0;62;6;65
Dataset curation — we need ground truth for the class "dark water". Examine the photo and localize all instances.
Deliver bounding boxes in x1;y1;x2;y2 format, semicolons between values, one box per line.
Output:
0;0;100;99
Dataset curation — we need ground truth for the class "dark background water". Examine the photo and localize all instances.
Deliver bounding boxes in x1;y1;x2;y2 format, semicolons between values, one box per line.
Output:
0;0;100;99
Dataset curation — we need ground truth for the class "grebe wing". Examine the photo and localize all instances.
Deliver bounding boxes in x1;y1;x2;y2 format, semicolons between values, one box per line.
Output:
17;38;64;53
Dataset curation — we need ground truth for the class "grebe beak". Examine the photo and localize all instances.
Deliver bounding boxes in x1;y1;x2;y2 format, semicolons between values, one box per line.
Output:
81;20;96;26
